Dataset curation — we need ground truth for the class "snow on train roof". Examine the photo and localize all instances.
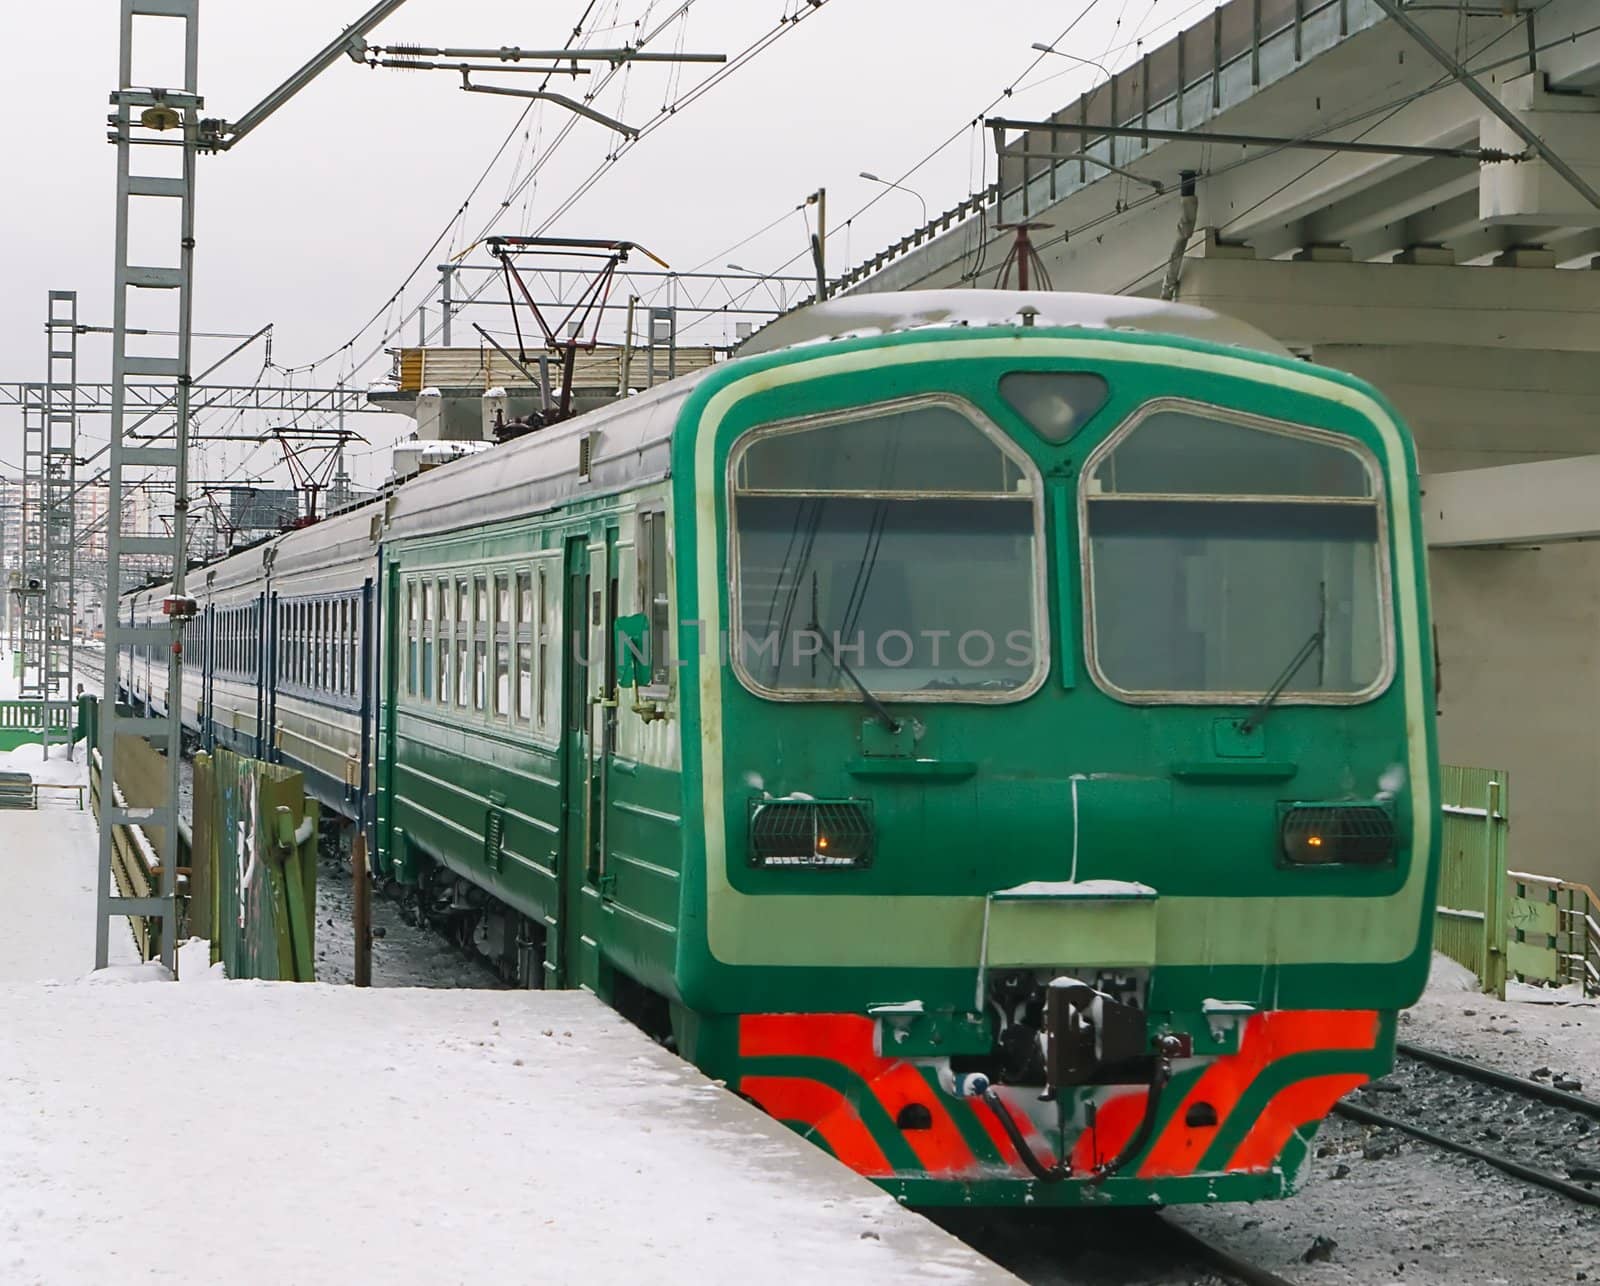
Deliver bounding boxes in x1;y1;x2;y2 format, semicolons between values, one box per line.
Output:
738;289;1289;358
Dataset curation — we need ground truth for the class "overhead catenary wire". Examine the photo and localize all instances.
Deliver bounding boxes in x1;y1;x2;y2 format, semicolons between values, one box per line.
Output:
333;0;832;386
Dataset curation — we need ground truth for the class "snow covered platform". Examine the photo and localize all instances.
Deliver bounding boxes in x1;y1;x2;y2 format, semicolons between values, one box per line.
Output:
0;984;1015;1284
0;725;1013;1284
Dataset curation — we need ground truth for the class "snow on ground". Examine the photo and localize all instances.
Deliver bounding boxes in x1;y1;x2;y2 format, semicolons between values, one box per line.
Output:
1405;952;1599;1088
1168;954;1600;1284
0;798;139;982
0;738;88;786
0;985;1016;1285
0;768;1015;1285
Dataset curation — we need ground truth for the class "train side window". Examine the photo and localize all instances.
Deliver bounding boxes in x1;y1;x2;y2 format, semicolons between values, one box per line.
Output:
637;509;671;690
456;578;471;708
338;600;349;696
436;577;451;704
515;570;533;721
472;575;489;713
537;564;552;730
420;580;433;702
493;572;511;717
350;598;360;699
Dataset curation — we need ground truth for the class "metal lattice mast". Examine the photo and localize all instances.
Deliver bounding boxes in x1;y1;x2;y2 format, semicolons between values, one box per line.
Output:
18;382;46;700
44;291;79;730
96;0;200;972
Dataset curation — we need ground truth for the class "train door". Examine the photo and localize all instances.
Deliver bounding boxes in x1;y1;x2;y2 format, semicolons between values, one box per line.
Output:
555;536;592;987
555;528;618;990
260;592;275;761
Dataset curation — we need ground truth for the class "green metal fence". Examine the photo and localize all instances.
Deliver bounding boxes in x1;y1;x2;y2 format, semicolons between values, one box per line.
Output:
0;698;80;752
1509;871;1599;996
1433;765;1509;998
195;747;319;982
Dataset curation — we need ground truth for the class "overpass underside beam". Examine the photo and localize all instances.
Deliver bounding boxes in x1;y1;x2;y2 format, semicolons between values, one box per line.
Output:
1424;457;1600;548
1173;257;1600;352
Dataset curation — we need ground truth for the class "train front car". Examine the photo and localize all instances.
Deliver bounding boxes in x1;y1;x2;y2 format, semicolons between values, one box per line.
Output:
672;293;1438;1209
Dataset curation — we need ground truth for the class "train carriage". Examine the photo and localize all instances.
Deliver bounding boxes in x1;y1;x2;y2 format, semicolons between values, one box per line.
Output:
122;291;1438;1209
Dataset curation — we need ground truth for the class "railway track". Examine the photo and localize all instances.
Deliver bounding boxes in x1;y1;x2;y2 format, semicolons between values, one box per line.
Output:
933;1207;1301;1286
1333;1040;1600;1208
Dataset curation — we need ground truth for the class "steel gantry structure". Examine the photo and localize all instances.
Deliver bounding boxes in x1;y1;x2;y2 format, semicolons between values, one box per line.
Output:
94;0;733;970
96;0;412;972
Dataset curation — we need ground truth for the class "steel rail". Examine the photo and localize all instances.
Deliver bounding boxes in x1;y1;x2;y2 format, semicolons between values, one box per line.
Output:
1397;1041;1600;1119
1158;1217;1303;1286
1333;1099;1600;1208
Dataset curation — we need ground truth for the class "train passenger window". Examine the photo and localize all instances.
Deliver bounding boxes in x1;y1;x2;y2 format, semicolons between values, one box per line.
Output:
730;396;1045;700
1082;401;1389;702
514;571;533;720
637;510;670;689
473;576;489;711
537;565;552;729
405;584;416;696
419;581;433;701
456;578;472;708
349;599;360;699
493;573;511;717
436;578;451;704
998;371;1110;443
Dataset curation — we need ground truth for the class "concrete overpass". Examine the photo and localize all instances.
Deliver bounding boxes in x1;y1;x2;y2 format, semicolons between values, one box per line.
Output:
835;0;1600;888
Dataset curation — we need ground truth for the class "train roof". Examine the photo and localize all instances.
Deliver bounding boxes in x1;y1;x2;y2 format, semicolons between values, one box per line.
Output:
125;292;1290;601
738;290;1290;358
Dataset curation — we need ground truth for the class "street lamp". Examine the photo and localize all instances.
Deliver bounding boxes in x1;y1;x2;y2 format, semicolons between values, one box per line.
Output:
859;171;928;226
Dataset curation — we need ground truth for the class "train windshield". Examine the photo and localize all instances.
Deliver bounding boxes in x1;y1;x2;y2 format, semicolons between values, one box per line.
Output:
1082;403;1390;702
730;397;1045;700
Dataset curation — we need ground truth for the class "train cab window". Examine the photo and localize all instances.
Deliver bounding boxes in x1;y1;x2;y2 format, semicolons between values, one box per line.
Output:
637;510;670;689
730;396;1045;700
1082;401;1390;702
493;573;511;717
999;371;1110;443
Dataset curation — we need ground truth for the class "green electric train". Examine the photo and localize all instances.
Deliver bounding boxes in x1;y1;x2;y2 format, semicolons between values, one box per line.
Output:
133;290;1440;1208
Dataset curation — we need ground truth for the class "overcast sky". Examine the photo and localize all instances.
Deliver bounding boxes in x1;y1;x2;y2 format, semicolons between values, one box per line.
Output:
0;0;1192;487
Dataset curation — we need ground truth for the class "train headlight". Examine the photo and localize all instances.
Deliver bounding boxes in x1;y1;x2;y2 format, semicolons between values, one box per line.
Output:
748;798;873;869
1279;802;1396;866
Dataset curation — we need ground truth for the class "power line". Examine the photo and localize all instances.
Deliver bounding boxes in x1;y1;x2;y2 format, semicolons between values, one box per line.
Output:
338;0;828;386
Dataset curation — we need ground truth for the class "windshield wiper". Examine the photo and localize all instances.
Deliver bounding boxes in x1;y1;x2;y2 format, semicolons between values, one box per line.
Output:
829;638;903;735
808;572;901;735
1238;627;1324;734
